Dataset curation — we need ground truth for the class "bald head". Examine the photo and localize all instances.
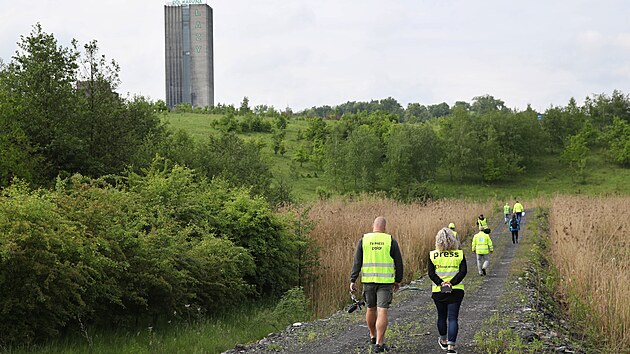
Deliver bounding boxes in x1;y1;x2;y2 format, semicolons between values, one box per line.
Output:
373;216;386;232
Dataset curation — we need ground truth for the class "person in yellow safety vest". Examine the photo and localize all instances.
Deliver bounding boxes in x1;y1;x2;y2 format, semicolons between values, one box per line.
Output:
476;214;488;229
448;223;458;241
503;203;511;224
428;227;467;354
472;227;493;276
513;200;524;222
350;216;403;353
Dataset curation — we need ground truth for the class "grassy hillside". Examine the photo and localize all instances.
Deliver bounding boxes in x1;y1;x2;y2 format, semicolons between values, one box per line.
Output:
162;112;630;200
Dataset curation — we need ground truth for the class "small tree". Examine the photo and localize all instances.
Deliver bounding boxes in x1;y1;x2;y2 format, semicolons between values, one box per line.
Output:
561;134;589;183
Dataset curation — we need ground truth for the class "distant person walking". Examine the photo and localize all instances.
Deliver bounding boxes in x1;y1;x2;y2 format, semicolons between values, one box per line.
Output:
350;216;403;353
476;214;488;230
448;223;458;241
472;227;493;276
513;200;524;222
509;213;520;244
428;227;467;354
503;203;511;224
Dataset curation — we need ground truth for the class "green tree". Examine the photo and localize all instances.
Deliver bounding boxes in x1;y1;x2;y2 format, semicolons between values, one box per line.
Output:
561;133;589;182
343;125;383;191
603;117;630;167
239;96;252;115
1;24;81;181
471;94;506;115
382;123;441;196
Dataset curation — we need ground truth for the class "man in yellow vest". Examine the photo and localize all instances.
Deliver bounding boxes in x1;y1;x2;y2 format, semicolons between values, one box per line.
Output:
513;200;524;222
448;223;458;241
472;227;493;276
476;214;488;229
350;216;403;353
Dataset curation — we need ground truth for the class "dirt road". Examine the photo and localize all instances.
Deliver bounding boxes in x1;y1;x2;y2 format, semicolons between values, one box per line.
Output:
224;212;527;354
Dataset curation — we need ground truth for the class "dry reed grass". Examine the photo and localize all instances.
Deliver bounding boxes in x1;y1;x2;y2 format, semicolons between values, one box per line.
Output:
549;196;630;350
304;196;493;317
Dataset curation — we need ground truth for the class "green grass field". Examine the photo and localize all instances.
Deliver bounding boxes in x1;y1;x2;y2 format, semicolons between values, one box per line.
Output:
162;112;630;201
10;304;279;354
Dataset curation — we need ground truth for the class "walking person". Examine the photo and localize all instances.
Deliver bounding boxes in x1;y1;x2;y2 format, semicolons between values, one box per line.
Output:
513;200;524;222
448;222;458;241
503;202;511;224
472;227;493;276
476;214;488;230
428;227;467;354
509;213;520;244
350;216;403;353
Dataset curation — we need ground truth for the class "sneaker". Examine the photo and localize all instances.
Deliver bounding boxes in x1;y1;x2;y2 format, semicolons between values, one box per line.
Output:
447;349;457;354
370;337;376;345
374;344;385;353
438;338;448;350
482;268;486;276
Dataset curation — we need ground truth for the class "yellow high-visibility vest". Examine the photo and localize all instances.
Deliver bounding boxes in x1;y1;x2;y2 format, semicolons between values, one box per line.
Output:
513;202;524;213
472;231;493;254
429;249;465;292
504;205;511;214
361;233;395;283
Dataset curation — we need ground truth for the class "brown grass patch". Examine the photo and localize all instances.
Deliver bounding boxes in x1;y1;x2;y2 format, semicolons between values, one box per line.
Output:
304;196;493;317
549;196;630;350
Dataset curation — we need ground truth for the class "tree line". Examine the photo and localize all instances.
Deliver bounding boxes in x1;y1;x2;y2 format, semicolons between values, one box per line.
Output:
285;92;629;198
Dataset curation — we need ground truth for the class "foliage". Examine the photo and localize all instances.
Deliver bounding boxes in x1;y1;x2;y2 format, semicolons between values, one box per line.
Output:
270;287;311;329
0;25;166;186
560;133;589;182
381;123;441;198
0;157;308;345
602;117;630;166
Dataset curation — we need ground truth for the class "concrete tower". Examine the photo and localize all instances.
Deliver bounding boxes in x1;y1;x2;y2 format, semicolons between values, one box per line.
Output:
165;2;214;108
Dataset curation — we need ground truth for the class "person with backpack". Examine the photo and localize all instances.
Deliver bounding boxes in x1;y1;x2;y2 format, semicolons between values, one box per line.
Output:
508;213;520;244
472;227;493;276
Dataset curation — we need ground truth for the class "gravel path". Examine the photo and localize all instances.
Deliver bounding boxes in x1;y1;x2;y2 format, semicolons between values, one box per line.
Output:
224;212;528;354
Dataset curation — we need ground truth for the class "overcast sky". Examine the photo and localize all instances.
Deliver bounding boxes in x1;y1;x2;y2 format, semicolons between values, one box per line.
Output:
1;0;629;111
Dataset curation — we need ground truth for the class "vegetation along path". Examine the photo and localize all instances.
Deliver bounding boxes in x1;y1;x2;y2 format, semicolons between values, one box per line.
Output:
224;211;533;354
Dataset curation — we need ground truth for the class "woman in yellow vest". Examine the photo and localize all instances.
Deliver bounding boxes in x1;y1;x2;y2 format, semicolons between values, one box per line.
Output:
428;228;467;354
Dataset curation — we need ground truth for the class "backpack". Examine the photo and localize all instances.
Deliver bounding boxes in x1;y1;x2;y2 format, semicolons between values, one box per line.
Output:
510;219;519;229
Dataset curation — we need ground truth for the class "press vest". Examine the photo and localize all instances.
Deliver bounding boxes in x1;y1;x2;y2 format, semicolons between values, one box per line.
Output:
430;249;465;292
472;231;493;254
361;232;395;283
477;218;488;228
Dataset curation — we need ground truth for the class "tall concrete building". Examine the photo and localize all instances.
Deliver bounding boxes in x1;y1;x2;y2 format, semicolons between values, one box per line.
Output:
164;2;214;108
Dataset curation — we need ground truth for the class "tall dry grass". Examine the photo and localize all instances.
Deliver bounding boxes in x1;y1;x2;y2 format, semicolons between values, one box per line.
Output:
549;196;630;350
304;196;493;317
